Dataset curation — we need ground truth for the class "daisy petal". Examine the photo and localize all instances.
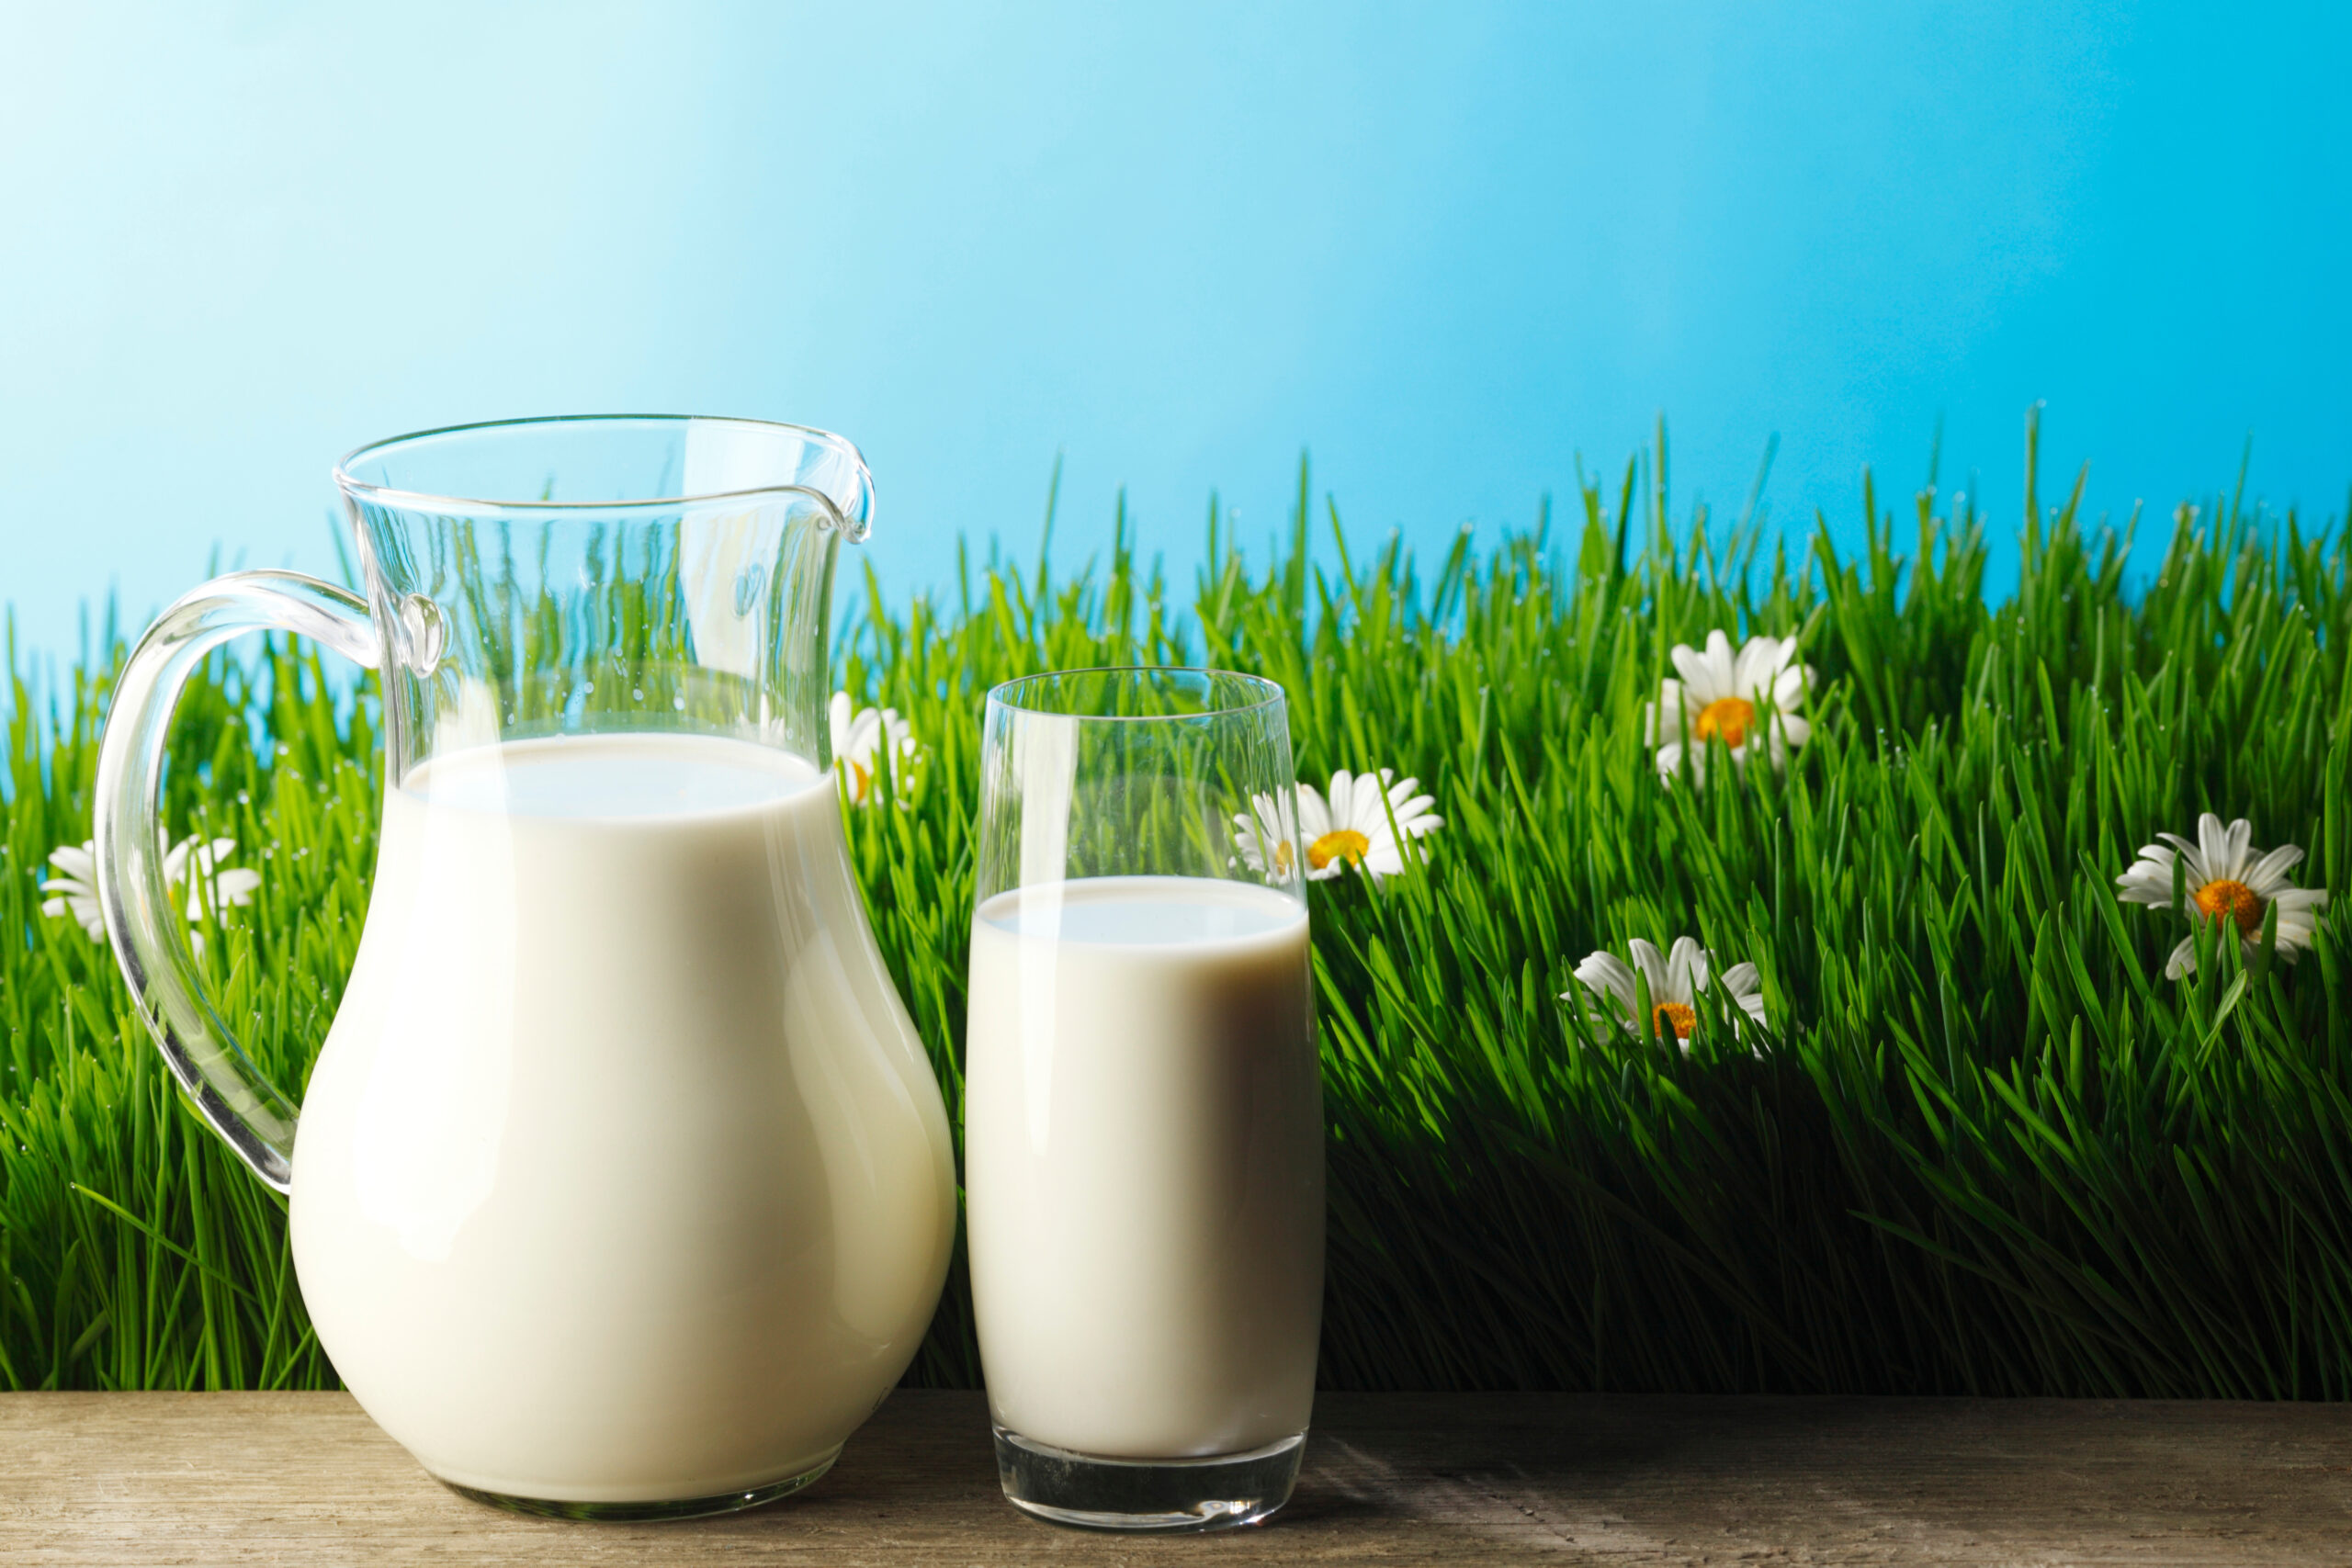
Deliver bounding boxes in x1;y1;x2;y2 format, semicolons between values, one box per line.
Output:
1656;742;1698;786
1325;771;1357;829
1627;938;1669;1000
1733;636;1792;697
2244;842;2305;894
2272;888;2329;917
2197;815;2231;878
2220;822;2257;884
1296;784;1332;840
2223;818;2253;876
1701;629;1736;691
1669;642;1722;703
1390;792;1440;823
1571;952;1639;1019
2116;847;2179;905
1647;681;1690;743
1666;936;1708;1002
2154;833;2206;885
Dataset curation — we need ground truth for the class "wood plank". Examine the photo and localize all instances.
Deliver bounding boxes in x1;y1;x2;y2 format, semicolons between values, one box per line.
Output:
5;1391;2351;1565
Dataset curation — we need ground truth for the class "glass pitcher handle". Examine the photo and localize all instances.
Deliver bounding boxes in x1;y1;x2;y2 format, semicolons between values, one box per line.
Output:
94;570;381;1193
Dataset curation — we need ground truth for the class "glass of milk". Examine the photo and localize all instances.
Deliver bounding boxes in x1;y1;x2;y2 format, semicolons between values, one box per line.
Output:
966;667;1323;1532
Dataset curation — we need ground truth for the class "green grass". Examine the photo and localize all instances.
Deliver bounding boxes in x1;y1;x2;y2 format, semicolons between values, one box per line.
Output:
5;414;2348;1397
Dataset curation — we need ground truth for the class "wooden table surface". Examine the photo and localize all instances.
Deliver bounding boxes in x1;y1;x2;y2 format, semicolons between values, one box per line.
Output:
5;1390;2350;1565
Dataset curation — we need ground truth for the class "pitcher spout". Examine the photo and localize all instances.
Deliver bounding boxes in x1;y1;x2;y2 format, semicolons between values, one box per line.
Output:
673;416;875;544
797;433;876;545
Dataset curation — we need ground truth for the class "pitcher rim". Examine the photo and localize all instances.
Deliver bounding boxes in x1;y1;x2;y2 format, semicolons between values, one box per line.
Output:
332;413;876;531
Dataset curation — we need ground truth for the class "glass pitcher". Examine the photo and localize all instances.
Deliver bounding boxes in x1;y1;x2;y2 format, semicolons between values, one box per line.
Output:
91;415;956;1518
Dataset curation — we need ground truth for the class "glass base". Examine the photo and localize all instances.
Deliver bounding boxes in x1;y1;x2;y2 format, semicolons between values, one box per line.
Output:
992;1425;1306;1532
440;1447;840;1521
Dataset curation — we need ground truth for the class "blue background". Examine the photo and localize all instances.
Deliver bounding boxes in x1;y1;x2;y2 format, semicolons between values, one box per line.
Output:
2;2;2346;666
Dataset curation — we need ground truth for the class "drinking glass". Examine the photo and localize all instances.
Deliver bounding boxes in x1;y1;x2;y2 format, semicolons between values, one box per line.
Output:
965;667;1323;1532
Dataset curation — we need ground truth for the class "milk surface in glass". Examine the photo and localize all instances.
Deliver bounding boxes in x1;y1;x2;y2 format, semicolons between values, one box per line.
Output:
965;874;1323;1460
289;732;956;1504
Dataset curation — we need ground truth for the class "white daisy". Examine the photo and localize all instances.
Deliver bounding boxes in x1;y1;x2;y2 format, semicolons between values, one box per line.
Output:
37;841;104;941
829;690;922;807
1284;768;1442;882
40;836;261;954
2115;812;2329;979
1645;629;1815;784
172;837;263;931
1231;791;1301;883
1566;935;1768;1047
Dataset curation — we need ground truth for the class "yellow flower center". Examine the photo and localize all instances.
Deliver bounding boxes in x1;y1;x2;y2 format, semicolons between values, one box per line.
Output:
1273;840;1295;876
1693;696;1756;748
848;758;873;803
1654;1001;1697;1040
2193;877;2264;939
1308;829;1371;871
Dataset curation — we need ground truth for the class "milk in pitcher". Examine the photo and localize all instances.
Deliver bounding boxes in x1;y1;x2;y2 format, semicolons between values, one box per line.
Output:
290;732;955;1505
